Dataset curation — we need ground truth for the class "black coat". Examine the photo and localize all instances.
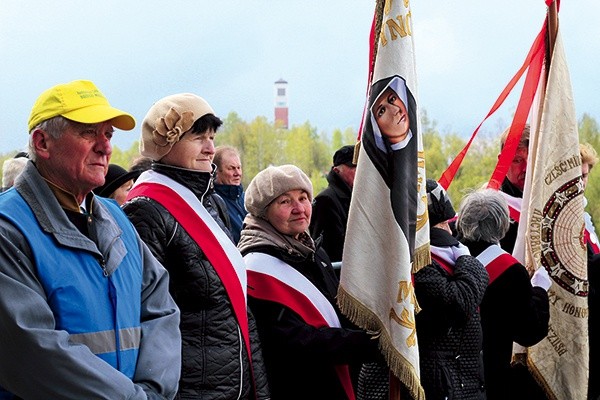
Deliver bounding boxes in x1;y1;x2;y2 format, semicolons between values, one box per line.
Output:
414;228;488;400
499;178;523;254
587;216;600;400
463;240;549;400
309;169;352;262
123;164;269;400
238;223;380;400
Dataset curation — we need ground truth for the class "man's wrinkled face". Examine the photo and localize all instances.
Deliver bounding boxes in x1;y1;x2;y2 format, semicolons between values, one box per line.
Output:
33;121;114;200
506;147;528;191
216;153;242;185
333;164;356;189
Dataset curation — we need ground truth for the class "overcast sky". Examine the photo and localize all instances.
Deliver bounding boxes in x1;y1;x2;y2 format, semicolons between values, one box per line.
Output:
1;1;597;154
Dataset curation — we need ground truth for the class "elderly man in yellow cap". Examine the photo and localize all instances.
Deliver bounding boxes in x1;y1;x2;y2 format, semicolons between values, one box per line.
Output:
0;80;181;399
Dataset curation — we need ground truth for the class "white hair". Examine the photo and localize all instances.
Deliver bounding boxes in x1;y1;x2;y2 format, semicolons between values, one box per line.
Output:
2;157;28;190
457;189;510;243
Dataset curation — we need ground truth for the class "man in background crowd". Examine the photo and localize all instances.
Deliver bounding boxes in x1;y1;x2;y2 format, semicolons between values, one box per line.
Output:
214;145;247;244
310;144;357;264
498;124;530;253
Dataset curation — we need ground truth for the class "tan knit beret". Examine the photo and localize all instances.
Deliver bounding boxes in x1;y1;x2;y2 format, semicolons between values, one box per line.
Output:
140;93;214;161
245;164;313;217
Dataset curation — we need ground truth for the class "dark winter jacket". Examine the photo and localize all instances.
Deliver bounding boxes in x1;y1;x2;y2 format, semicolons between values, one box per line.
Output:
309;169;352;262
214;183;247;244
587;209;600;400
238;215;380;399
414;227;488;400
499;178;523;254
463;240;550;400
123;163;269;400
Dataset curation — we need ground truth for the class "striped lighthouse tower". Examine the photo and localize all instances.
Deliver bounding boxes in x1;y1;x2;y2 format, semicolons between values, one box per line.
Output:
274;78;288;129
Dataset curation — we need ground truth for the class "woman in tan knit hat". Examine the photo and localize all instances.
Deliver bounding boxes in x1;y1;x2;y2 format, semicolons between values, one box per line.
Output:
238;164;380;400
122;93;269;400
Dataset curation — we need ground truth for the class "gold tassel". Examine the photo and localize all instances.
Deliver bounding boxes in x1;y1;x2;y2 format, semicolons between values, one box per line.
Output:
337;286;426;400
412;243;431;273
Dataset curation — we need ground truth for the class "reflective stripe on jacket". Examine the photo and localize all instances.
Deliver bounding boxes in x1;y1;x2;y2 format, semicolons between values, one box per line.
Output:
0;190;142;377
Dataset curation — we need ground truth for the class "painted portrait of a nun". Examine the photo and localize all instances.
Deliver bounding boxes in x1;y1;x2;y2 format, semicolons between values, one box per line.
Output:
370;75;415;153
361;74;419;256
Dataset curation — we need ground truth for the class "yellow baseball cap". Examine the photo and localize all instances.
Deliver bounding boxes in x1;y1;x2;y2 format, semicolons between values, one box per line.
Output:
28;80;136;132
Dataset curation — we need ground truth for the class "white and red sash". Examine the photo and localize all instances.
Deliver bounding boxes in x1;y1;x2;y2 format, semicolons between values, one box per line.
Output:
476;244;516;284
430;253;454;275
127;171;251;354
585;211;600;254
498;191;525;260
430;243;471;275
499;191;522;223
244;252;355;400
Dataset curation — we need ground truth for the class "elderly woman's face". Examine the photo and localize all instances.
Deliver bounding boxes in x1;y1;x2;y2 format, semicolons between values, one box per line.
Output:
265;189;311;237
373;87;410;144
160;130;216;172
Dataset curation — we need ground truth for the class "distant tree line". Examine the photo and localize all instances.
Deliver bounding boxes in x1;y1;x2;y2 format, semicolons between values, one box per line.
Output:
1;112;599;221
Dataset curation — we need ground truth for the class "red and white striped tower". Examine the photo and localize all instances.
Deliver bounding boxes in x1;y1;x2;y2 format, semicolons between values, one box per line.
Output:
274;78;288;129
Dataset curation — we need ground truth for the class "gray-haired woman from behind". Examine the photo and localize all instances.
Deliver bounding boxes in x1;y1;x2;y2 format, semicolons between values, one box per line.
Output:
457;189;550;400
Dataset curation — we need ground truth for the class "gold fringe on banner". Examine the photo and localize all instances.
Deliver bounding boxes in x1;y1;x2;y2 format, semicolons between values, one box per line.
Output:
412;243;431;274
338;285;426;400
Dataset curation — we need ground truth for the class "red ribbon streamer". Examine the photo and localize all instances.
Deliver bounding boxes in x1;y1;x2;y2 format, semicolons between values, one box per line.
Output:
438;19;548;190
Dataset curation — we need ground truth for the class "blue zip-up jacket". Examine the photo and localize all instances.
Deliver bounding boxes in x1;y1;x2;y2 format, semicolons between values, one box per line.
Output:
0;162;181;399
214;183;247;244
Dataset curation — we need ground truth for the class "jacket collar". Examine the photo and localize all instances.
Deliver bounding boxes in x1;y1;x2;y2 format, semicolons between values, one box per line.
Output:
13;162;125;271
214;183;244;198
325;169;352;198
152;162;214;198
